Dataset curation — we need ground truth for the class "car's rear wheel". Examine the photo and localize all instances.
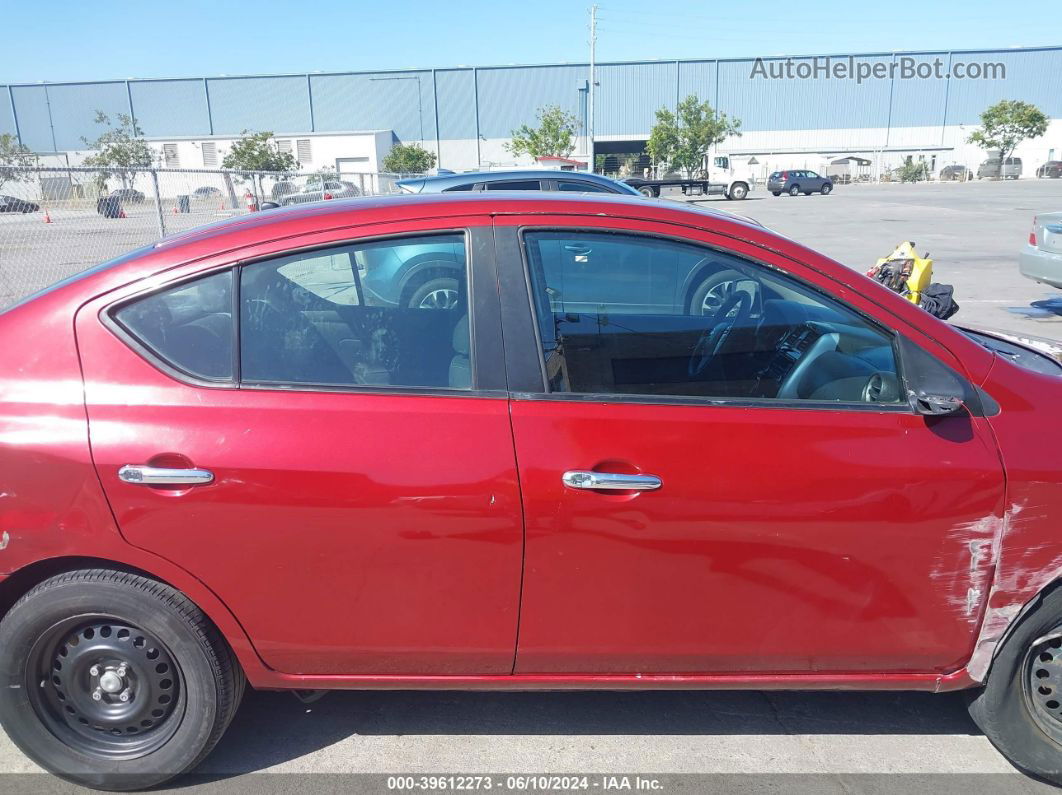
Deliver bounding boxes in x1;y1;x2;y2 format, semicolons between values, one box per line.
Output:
771;191;781;196
637;186;657;198
788;184;801;196
821;184;833;195
0;569;243;791
968;587;1062;784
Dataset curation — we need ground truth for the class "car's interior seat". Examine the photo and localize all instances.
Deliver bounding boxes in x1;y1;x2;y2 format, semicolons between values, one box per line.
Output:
448;314;471;388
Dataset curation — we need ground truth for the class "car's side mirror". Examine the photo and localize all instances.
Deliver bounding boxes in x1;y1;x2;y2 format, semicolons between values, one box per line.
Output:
908;390;964;416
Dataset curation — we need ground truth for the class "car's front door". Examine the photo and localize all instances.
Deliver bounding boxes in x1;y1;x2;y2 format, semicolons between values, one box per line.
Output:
496;217;1005;675
78;221;523;675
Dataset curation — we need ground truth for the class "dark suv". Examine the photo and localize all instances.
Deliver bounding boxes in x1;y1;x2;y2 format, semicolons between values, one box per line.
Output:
767;170;833;197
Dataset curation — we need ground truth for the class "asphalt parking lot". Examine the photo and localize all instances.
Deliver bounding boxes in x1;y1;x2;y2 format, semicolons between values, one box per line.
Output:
2;180;1062;792
677;178;1062;340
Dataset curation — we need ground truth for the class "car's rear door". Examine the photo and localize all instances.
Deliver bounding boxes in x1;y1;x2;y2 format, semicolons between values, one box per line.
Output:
495;214;1005;675
77;218;524;676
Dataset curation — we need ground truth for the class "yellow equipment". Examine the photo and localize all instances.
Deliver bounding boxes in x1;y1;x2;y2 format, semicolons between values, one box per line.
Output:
866;241;933;305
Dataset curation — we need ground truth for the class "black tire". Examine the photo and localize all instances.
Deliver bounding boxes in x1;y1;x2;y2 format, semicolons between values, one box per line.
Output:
638;186;657;198
728;182;748;200
407;275;460;310
967;587;1062;785
788;184;801;196
0;569;243;791
821;183;833;195
688;269;746;316
771;191;781;197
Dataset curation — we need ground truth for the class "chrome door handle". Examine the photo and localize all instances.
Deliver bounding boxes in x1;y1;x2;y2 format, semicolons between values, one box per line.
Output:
562;471;662;491
118;465;214;486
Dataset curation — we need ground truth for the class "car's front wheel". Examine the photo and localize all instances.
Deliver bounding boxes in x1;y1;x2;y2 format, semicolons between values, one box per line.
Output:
0;569;244;791
821;184;833;195
408;276;460;309
968;587;1062;784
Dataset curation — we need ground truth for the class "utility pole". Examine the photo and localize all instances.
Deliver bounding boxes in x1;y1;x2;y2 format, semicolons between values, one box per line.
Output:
588;4;597;172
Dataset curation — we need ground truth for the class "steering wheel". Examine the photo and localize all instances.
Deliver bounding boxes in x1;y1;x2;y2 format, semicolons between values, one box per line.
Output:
688;290;752;377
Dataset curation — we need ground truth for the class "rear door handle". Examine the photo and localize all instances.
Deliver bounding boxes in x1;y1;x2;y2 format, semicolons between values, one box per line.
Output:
118;465;214;486
562;471;662;491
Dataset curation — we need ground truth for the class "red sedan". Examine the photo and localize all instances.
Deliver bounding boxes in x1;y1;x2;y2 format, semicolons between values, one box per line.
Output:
0;194;1061;789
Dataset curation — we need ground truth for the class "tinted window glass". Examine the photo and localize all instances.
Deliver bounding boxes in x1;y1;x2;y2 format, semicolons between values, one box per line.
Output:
240;234;470;389
114;270;233;381
486;180;541;190
557;180;613;193
523;231;900;404
442;183;475;192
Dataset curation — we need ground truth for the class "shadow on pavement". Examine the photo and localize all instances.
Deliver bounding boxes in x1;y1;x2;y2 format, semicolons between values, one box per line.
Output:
199;688;982;777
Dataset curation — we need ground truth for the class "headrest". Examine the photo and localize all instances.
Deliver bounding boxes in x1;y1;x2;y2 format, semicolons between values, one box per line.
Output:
452;314;470;355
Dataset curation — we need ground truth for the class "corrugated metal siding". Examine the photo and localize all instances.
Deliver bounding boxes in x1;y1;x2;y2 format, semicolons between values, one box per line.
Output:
945;48;1062;126
887;53;950;130
718;55;893;132
596;62;676;136
476;65;585;138
9;85;55;151
0;87;15;137
206;76;310;136
45;81;129;151
435;69;477;140
3;48;1061;151
677;61;718;109
311;72;435;141
130;80;210;137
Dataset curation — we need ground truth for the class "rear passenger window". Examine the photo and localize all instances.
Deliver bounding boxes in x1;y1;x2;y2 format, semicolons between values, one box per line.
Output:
239;234;471;389
113;270;233;382
486;180;541;190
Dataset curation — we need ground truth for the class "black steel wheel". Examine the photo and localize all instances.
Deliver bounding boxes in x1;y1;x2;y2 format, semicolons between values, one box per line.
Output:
0;569;243;791
1023;632;1062;745
968;588;1062;785
28;617;182;759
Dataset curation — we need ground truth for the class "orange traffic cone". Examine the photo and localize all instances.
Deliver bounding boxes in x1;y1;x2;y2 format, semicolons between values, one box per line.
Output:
43;208;52;224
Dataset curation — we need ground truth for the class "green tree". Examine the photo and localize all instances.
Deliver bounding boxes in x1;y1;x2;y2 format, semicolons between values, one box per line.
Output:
0;133;37;193
505;105;580;160
383;143;437;174
221;130;300;173
81;111;156;189
646;95;741;179
967;100;1048;164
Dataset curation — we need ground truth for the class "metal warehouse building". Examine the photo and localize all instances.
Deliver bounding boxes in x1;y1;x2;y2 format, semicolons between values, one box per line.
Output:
3;46;1061;181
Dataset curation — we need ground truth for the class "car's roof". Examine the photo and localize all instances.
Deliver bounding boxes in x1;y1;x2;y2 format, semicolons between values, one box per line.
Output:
155;192;762;252
397;169;636;193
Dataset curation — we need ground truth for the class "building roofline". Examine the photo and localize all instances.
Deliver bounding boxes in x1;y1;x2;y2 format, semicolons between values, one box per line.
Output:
4;44;1061;88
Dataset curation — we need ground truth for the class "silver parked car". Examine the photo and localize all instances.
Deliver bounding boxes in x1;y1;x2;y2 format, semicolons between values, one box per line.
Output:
280;180;361;205
1021;212;1062;289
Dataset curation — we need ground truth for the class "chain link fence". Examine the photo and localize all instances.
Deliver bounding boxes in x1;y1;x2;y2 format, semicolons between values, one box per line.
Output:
0;167;409;308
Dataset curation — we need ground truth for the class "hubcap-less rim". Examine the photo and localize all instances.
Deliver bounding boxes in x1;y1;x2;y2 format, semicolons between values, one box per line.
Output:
418;288;459;310
1024;632;1062;743
700;281;735;315
28;617;183;759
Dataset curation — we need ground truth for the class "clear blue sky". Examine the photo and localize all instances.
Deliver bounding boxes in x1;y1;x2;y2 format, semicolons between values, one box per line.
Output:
2;0;1056;84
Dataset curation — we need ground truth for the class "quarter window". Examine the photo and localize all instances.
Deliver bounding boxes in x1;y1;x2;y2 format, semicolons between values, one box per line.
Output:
113;270;233;382
523;231;901;404
240;234;470;389
557;181;613;193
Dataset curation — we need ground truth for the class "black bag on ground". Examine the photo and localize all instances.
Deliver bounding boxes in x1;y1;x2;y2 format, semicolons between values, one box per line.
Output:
920;283;959;320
